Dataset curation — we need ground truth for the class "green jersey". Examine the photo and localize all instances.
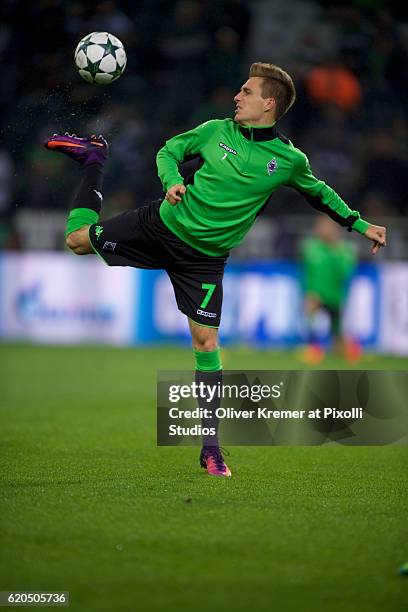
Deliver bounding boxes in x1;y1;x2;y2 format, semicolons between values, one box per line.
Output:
301;237;357;308
156;119;369;257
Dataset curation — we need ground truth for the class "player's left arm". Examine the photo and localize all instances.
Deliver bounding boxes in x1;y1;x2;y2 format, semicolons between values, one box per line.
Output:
287;152;386;254
363;223;387;254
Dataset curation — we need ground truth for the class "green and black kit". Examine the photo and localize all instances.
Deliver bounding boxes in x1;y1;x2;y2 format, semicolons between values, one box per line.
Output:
89;119;370;327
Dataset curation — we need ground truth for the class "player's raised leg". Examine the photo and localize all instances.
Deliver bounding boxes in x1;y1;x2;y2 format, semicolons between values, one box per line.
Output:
189;320;231;478
44;133;108;254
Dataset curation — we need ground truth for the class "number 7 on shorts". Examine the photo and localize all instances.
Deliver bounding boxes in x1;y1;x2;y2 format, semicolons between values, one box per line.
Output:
200;283;216;309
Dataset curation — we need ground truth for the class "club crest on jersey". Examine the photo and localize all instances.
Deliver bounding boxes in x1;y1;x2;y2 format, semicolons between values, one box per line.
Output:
267;158;278;175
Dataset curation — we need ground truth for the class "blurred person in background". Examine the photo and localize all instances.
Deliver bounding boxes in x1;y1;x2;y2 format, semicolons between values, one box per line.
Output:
305;55;363;113
300;215;361;363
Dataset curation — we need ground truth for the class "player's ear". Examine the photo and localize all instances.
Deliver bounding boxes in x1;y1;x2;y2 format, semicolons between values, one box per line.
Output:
264;97;276;113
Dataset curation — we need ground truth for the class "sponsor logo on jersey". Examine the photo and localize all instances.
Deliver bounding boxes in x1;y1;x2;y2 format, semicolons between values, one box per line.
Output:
103;241;117;251
219;142;237;155
267;158;278;175
197;309;217;318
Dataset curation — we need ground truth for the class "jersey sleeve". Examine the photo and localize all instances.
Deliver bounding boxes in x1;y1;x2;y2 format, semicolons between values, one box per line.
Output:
156;121;218;192
287;151;370;235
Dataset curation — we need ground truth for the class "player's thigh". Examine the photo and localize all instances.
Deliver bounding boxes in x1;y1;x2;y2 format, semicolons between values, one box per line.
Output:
188;318;219;351
88;205;165;268
167;267;224;329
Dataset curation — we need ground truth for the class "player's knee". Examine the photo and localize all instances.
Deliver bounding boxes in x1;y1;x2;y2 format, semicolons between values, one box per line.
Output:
193;335;218;352
203;338;219;352
190;320;219;352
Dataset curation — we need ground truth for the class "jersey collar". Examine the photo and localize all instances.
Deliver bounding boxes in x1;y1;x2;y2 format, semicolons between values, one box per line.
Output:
238;123;279;141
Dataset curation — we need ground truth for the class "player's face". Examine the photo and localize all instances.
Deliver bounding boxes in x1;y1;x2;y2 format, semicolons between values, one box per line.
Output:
234;77;274;125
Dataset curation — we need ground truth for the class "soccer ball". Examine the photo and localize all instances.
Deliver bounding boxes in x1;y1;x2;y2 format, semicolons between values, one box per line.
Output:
74;32;127;85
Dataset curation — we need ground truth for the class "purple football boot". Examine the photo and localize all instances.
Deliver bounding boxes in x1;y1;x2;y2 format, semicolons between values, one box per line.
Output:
200;446;231;477
44;133;108;166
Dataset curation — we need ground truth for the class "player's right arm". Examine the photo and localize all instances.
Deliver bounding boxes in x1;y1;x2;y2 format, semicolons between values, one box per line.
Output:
165;184;186;205
156;121;217;204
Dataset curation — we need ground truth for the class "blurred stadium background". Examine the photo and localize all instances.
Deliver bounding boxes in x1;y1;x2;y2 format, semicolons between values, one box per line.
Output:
1;4;407;611
0;0;407;354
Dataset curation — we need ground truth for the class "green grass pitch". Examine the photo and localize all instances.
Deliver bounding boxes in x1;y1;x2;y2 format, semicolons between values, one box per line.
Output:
1;344;407;611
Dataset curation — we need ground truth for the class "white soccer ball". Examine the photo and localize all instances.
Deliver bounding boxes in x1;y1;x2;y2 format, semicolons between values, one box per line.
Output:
74;32;127;85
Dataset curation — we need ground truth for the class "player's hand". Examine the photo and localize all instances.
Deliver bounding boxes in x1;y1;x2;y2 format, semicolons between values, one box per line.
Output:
165;184;186;205
364;224;387;254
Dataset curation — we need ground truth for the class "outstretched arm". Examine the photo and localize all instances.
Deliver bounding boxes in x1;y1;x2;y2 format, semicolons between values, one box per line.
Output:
364;223;386;254
288;152;387;254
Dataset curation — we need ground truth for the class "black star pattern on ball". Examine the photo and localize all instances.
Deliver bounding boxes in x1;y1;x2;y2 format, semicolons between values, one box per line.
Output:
77;34;93;51
85;59;101;79
110;64;124;80
99;38;121;58
77;41;91;55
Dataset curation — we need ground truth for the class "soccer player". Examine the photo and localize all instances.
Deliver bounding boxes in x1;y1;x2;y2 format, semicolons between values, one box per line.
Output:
45;62;386;478
300;215;360;363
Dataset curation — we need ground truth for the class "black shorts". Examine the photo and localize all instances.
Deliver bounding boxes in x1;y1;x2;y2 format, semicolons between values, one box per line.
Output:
89;200;228;327
322;305;341;335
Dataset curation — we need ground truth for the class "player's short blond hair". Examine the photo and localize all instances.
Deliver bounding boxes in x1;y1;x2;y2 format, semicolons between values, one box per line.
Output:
249;62;296;120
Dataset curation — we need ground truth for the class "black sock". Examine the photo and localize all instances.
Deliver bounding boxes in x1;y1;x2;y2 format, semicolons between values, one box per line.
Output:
195;369;222;447
70;164;104;214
